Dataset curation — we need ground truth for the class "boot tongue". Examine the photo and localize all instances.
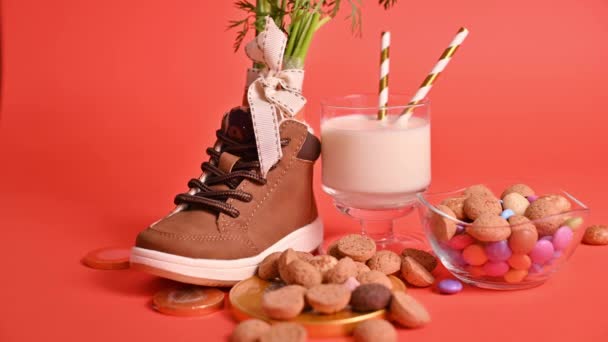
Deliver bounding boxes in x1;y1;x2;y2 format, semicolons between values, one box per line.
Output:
223;106;255;144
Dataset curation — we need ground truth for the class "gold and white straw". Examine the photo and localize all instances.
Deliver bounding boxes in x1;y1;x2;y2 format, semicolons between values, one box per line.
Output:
377;31;391;120
400;27;469;120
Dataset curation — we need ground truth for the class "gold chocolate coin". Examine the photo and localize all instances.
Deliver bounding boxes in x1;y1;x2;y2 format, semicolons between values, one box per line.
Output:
229;275;406;338
153;286;225;316
82;247;131;270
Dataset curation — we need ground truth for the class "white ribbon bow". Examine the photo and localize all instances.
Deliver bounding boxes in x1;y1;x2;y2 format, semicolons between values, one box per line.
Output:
245;17;306;177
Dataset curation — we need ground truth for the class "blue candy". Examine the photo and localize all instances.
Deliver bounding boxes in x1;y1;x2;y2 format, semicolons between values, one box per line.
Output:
500;209;515;220
437;279;463;294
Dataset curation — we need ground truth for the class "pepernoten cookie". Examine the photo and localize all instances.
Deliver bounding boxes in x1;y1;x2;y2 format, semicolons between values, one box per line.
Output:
525;194;572;236
258;252;282;280
337;234;377;262
430;204;458;242
463;194;502;220
285;259;322;288
261;285;306;320
401;248;437;272
366;250;401;275
350;283;392;312
440;196;467;221
467;213;511;242
231;319;271;342
463;184;495;198
583;225;608;245
259;322;307;342
356;270;393;290
400;257;434;287
326;256;357;284
501;183;535;199
278;249;300;284
309;255;338;282
389;291;431;328
353;319;397;342
305;284;351;314
354;262;371;277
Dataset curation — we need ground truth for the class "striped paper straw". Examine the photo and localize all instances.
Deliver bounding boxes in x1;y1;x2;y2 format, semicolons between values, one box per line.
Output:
377;31;391;120
400;27;469;120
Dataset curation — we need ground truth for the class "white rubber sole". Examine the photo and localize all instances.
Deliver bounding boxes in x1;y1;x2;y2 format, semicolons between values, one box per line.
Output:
130;217;323;286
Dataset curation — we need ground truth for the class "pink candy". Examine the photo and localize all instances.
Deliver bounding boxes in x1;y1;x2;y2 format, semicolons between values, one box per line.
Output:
449;234;475;250
552;226;573;251
529;240;554;265
483;261;510;277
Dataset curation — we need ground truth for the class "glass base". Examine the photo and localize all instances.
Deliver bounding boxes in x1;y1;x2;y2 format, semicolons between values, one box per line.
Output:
319;199;429;255
319;232;426;255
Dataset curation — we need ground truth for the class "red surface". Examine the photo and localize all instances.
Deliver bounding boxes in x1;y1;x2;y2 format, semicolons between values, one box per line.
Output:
1;0;608;341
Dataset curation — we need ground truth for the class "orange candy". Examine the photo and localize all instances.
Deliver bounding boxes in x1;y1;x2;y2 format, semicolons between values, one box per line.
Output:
467;265;486;277
504;269;528;283
508;254;532;270
462;244;488;266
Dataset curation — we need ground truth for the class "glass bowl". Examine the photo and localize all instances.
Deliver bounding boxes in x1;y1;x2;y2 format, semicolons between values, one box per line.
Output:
416;182;589;290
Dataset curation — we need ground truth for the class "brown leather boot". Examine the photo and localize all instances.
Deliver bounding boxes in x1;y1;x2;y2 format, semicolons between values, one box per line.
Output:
130;107;322;286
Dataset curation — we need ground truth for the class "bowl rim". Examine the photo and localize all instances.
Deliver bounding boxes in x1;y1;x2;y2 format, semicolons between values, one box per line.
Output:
416;187;589;228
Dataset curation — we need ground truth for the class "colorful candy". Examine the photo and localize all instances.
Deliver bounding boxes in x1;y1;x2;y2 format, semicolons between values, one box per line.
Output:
552;226;573;251
485;240;512;262
437;279;463;294
504;269;528;283
500;209;515;220
462;244;487;266
529;240;554;265
448;234;474;250
507;254;532;270
483;261;509;277
526;195;539;203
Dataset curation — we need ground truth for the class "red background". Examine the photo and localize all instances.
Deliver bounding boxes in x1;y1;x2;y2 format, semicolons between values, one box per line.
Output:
1;0;607;341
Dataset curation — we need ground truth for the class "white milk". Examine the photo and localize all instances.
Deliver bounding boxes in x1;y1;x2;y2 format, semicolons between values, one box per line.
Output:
321;114;431;207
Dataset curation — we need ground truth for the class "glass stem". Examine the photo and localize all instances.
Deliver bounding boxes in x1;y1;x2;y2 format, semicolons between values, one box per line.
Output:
361;219;395;243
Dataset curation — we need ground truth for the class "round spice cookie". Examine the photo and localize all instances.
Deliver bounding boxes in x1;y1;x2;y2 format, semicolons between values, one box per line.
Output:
296;251;314;263
230;319;271;342
463;194;502;221
583;225;608;245
501;183;535;199
285;259;322;288
400;257;435;288
467;213;511;242
258;252;282;281
502;192;530;216
337;234;377;262
327;241;344;259
259;322;307;342
353;319;397;342
278;249;300;284
389;291;431;329
306;284;351;314
261;285;306;320
309;255;338;282
525;194;572;236
356;270;393;290
401;248;438;272
354;262;371;277
463;184;495;198
350;283;392;312
366;250;401;275
325;256;357;284
440;196;467;221
430;204;458;242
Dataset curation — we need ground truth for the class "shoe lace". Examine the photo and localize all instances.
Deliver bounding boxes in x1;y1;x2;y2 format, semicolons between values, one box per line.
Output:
173;129;289;218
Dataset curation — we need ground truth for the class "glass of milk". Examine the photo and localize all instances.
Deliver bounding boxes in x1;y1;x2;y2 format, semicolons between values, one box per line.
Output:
321;94;431;252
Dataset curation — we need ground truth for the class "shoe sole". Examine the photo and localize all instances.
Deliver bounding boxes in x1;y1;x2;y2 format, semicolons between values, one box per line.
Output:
129;217;323;287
